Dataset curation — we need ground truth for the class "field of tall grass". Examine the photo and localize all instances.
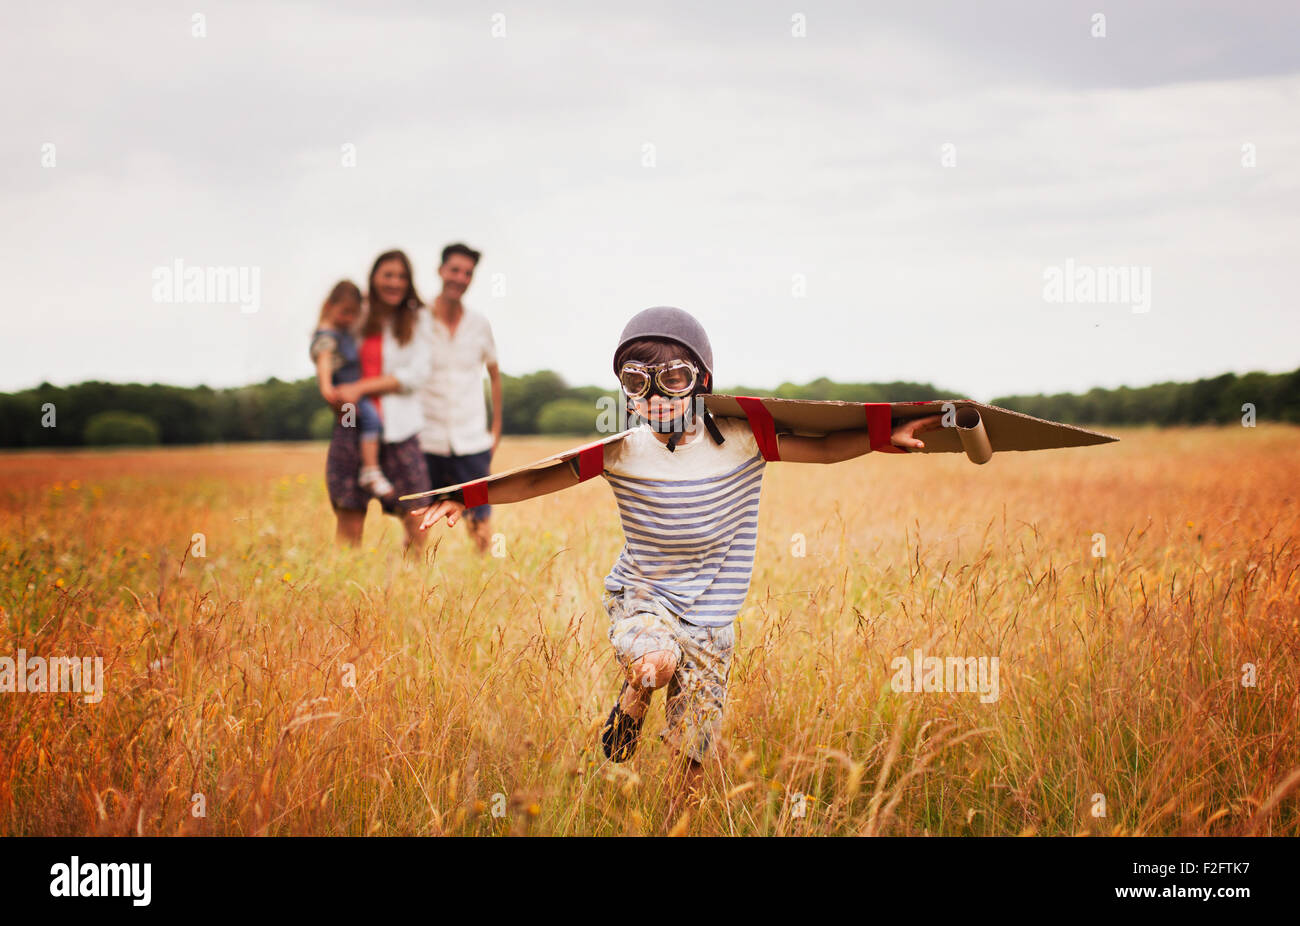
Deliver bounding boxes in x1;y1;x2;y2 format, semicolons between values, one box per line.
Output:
1;424;1297;835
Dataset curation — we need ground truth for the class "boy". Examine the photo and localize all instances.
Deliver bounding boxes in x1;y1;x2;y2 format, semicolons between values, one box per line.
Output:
411;306;940;817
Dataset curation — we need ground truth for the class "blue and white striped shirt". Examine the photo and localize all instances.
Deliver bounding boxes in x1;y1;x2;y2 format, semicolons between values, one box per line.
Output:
599;417;766;627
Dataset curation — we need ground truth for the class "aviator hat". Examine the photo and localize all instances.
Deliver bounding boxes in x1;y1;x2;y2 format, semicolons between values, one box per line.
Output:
612;306;714;386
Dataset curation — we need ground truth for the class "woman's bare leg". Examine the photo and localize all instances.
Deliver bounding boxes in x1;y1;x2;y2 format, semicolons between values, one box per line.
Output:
335;509;365;546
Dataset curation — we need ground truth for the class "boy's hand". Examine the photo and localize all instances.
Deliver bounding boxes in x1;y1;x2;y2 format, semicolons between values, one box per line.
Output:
319;384;339;405
410;499;468;530
890;413;943;451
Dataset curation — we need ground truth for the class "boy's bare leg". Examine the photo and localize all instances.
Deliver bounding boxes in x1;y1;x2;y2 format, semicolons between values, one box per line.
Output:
602;650;675;762
621;650;675;719
618;679;654;719
627;652;675;695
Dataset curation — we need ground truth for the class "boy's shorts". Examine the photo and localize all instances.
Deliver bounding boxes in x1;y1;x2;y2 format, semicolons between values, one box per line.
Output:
602;586;735;764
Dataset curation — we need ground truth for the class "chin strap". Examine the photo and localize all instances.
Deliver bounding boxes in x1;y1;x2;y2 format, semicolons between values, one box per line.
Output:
702;409;724;445
664;405;726;453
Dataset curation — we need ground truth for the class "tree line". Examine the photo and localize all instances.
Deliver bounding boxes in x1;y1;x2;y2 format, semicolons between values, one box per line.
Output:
0;366;1295;447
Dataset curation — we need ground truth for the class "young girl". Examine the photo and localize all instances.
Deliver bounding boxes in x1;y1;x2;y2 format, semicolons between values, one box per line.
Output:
311;280;394;498
410;306;941;820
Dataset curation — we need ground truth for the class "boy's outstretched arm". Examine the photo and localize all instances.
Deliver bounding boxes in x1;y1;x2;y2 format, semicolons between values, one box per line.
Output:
776;414;943;464
410;458;580;531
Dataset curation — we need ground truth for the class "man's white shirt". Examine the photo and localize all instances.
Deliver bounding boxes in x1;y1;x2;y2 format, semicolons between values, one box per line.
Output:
417;305;497;456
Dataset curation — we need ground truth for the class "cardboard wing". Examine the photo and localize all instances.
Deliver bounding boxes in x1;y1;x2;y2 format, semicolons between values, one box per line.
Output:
399;428;635;503
701;394;1118;464
399;395;1119;503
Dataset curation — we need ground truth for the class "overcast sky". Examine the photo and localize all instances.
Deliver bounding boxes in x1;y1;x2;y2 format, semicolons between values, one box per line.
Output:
3;0;1298;399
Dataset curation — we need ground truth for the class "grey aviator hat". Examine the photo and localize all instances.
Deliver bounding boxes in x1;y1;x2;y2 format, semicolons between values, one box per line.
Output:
613;306;724;450
612;306;714;384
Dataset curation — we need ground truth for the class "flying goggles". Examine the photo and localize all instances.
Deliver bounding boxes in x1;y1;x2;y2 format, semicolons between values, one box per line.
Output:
618;359;700;400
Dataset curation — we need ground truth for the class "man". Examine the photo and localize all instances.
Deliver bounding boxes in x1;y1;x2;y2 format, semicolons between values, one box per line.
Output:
418;242;503;554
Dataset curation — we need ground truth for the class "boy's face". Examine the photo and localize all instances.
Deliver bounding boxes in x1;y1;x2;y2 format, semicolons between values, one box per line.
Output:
635;391;691;424
626;353;708;424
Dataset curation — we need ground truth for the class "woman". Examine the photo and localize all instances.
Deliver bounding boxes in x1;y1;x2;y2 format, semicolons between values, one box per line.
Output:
325;250;433;549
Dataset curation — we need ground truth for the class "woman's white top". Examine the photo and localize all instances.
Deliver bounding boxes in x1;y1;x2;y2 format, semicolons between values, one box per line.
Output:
373;310;433;444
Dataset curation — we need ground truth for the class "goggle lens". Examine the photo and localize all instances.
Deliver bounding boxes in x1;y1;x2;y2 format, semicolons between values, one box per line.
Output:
658;366;693;393
619;368;651;397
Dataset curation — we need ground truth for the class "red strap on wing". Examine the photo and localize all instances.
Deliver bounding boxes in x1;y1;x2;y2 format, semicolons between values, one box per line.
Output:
576;442;604;481
735;396;780;461
864;403;906;453
462;481;490;508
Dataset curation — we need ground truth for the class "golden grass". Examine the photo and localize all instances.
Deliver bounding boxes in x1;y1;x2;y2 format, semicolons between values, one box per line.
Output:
1;425;1297;835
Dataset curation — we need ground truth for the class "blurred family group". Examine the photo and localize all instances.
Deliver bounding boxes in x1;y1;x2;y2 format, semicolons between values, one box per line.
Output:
310;245;500;553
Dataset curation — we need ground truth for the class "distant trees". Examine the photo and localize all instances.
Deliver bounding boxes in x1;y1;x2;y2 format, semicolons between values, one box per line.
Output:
1;366;1296;448
309;407;336;441
83;411;161;446
991;368;1300;426
0;378;324;448
538;399;603;436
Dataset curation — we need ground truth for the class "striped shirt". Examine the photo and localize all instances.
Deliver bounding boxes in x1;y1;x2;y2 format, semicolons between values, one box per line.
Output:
598;416;766;627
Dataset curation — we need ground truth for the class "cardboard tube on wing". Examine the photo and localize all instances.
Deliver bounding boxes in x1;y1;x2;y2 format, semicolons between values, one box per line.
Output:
955;407;993;464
